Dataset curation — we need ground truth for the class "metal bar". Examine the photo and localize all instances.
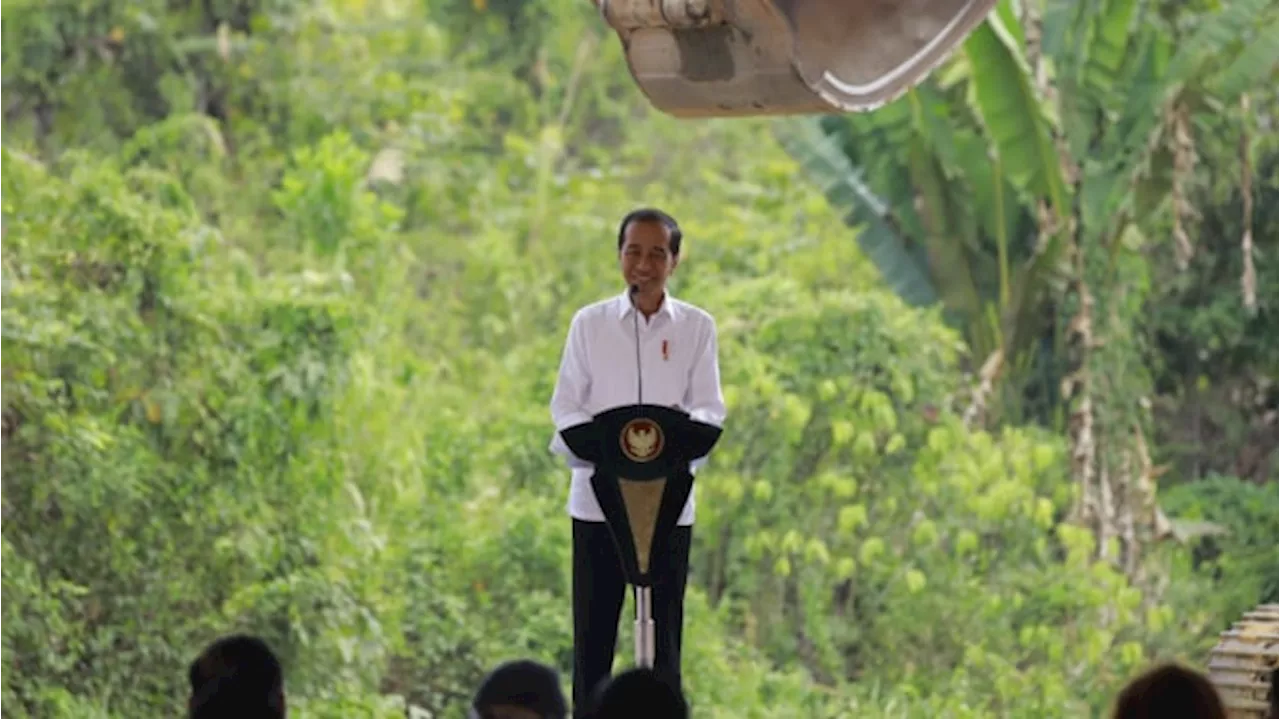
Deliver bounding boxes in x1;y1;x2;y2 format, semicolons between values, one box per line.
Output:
634;585;655;667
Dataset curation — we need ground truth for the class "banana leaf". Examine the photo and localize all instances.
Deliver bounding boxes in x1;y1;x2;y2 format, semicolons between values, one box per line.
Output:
773;117;938;307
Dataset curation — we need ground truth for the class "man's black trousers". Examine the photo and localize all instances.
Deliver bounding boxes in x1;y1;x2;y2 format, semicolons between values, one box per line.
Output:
571;518;692;715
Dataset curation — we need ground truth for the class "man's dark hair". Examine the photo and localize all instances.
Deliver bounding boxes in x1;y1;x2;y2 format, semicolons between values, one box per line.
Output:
188;634;285;719
586;667;687;719
1111;662;1226;719
470;659;568;719
617;208;682;256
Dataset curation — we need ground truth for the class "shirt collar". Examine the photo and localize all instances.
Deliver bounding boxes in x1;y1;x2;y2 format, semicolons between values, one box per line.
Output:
617;288;677;322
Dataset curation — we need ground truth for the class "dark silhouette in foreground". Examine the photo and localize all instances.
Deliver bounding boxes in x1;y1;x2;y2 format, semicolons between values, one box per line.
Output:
1111;662;1226;719
470;659;569;719
586;667;688;719
188;634;286;719
1268;668;1278;719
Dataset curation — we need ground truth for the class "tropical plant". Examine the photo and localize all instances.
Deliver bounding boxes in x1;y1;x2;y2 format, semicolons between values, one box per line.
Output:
777;0;1279;576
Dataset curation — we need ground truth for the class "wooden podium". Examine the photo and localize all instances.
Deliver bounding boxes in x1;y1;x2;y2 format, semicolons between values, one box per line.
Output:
559;404;722;667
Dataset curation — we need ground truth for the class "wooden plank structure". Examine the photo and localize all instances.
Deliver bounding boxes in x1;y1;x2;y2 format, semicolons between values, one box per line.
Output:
1208;603;1279;718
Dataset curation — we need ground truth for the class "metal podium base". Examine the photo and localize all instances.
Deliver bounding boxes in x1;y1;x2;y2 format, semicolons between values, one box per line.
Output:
634;585;655;668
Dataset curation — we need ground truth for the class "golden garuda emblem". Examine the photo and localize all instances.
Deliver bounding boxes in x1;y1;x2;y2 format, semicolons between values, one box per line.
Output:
620;418;663;463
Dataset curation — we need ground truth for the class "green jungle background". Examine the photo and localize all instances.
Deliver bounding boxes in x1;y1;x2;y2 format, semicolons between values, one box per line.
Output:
2;0;1277;716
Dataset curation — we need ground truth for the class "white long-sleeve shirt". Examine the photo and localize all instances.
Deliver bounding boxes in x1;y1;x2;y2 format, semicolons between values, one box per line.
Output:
549;289;727;525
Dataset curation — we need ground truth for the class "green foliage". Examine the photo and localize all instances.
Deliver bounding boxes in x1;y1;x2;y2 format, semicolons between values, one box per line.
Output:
1162;476;1280;616
773;120;938;307
1;147;360;716
703;336;1171;716
1;0;1270;718
1144;138;1278;483
789;0;1279;427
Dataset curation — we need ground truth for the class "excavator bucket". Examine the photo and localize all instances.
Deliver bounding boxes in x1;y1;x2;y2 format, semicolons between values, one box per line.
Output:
596;0;998;118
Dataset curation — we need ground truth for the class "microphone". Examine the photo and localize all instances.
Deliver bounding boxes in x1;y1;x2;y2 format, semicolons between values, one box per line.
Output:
629;284;643;407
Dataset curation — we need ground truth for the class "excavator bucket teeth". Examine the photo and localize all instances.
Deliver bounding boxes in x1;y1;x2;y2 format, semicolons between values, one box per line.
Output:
597;0;998;118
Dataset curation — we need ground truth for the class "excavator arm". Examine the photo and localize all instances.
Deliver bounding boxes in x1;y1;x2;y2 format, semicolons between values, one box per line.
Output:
593;0;998;117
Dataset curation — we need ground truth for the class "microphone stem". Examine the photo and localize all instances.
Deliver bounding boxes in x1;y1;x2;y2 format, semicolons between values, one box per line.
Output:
633;293;643;406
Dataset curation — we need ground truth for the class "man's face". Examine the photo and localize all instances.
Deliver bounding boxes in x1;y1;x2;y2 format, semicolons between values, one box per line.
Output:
619;220;678;295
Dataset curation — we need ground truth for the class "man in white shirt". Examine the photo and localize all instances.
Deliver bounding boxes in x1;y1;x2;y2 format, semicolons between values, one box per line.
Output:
548;208;727;716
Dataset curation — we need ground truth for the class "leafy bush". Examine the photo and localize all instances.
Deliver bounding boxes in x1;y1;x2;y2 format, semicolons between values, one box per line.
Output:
1;0;1268;717
1162;475;1280;616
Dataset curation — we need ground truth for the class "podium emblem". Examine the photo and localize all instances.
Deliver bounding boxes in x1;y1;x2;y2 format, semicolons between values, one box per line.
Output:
620;418;664;462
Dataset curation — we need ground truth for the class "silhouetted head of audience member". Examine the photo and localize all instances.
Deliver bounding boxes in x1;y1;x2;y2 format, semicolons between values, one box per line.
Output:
470;659;568;719
188;634;285;719
587;667;687;719
1112;662;1226;719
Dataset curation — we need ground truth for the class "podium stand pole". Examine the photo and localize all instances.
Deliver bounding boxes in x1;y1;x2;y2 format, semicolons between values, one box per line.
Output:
634;585;655;668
